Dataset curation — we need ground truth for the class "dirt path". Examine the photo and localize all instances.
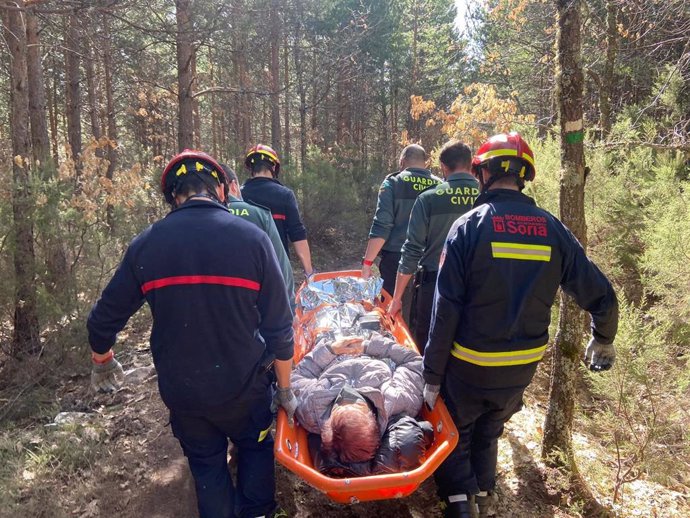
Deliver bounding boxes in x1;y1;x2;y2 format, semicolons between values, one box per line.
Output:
56;339;685;518
2;262;687;517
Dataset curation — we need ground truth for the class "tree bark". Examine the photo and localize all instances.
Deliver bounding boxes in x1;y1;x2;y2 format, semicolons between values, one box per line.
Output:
26;9;50;166
65;13;82;178
5;3;41;357
176;0;194;151
283;29;291;164
543;0;587;466
27;6;69;301
294;0;307;172
103;14;118;232
85;36;102;143
192;50;201;149
600;0;618;138
270;0;282;153
48;53;59;162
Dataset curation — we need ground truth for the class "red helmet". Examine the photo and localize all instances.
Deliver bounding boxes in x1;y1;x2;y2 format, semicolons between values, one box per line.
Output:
245;144;281;176
472;132;536;182
161;149;229;204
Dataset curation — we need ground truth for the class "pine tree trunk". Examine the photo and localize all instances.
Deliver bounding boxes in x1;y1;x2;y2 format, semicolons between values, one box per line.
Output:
542;0;588;465
48;54;59;162
294;0;307;172
85;40;102;143
283;30;291;164
103;15;118;232
27;7;69;302
26;10;50;166
270;0;282;153
65;13;83;179
176;0;194;151
600;0;618;138
192;51;201;149
6;3;41;357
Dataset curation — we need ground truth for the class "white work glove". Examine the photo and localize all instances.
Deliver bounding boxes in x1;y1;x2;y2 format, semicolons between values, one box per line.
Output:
91;355;125;392
271;387;298;426
584;338;616;372
423;383;441;410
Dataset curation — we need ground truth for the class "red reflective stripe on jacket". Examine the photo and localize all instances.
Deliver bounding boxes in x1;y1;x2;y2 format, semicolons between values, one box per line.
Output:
272;213;287;220
141;275;261;294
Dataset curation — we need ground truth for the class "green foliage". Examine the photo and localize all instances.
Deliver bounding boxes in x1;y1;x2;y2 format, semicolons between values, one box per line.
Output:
638;157;690;340
585;296;688;491
287;145;371;249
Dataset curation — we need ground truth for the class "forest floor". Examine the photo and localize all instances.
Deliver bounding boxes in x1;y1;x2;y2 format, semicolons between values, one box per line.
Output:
0;247;688;518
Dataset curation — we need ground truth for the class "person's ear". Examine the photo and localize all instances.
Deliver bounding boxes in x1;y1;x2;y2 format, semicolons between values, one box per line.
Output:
229;180;240;198
216;184;226;202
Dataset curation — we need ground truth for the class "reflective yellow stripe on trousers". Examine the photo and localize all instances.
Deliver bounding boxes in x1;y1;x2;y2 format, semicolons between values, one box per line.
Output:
491;242;551;262
451;342;547;367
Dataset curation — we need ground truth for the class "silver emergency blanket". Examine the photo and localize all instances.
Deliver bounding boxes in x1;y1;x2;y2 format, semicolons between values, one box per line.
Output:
298;275;383;312
311;303;366;333
306;303;389;348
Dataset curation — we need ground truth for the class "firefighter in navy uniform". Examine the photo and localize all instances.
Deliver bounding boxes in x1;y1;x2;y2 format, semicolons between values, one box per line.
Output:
387;140;479;351
422;133;618;518
362;144;441;315
222;164;296;310
241;144;314;279
87;150;298;518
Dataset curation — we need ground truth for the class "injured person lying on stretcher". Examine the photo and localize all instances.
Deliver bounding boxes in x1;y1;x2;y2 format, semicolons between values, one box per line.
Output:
291;331;434;478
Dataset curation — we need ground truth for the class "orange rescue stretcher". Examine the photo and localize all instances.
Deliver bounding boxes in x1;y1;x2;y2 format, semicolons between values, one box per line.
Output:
275;270;459;504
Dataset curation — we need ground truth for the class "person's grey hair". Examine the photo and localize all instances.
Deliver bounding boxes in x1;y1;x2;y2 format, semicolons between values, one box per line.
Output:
399;144;427;165
221;164;238;184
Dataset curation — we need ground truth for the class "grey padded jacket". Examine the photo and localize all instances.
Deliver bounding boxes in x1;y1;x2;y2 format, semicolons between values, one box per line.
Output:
291;332;424;435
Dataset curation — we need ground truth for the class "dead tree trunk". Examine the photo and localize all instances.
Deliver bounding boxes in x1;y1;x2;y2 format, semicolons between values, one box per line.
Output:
176;0;194;151
6;3;41;356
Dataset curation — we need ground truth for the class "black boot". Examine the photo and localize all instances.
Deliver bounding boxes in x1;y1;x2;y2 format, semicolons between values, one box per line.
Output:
443;494;478;518
475;490;496;518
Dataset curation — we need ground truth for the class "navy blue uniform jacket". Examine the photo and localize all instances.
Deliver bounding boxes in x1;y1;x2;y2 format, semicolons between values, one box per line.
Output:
424;189;618;389
241;177;307;255
87;200;294;412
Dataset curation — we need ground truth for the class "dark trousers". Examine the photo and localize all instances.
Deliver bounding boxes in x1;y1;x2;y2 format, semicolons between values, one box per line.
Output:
379;250;412;323
170;373;275;518
411;270;437;353
434;373;525;497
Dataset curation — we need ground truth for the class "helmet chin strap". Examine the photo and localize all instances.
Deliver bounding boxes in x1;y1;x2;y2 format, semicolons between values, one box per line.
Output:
171;171;226;209
479;167;526;193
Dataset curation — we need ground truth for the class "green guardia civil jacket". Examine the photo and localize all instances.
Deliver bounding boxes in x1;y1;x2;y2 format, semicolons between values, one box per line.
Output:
368;167;441;253
227;195;295;309
399;172;480;275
